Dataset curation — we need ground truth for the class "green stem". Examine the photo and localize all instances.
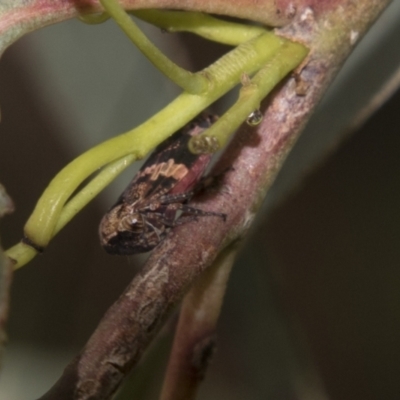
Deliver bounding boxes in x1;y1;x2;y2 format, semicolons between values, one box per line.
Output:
6;155;135;269
131;10;266;46
5;243;37;269
78;8;266;46
190;41;309;152
100;0;209;94
54;155;135;232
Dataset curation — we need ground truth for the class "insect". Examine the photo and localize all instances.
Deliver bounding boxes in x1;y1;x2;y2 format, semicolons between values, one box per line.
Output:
99;113;226;255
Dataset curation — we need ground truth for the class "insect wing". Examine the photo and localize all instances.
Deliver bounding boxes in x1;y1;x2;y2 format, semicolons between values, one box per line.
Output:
99;113;218;255
119;114;216;204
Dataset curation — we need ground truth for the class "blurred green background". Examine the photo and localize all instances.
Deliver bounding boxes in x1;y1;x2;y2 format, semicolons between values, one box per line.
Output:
1;3;400;399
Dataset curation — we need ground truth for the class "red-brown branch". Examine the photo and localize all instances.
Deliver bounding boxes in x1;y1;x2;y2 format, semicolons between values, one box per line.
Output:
32;1;390;399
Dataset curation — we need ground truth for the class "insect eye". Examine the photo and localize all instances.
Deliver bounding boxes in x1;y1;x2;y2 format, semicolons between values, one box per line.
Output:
118;214;143;232
129;215;144;232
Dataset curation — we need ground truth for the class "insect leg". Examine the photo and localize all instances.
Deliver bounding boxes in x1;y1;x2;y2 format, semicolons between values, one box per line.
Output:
158;191;194;205
175;204;226;224
192;167;233;195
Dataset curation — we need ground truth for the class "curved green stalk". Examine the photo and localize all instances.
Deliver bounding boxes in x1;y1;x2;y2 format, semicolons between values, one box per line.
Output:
6;30;307;269
190;41;309;152
131;10;266;46
7;31;284;268
100;0;209;94
54;155;135;232
6;155;135;268
5;243;37;270
78;8;266;46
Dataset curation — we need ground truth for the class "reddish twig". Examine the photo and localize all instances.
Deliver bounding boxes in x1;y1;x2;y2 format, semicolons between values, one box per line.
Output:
159;244;238;400
0;184;14;367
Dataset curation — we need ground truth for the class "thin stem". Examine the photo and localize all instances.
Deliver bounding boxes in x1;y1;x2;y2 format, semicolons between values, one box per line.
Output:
160;244;238;400
4;243;37;270
55;154;135;233
79;8;266;45
100;0;209;94
190;41;309;152
6;155;135;269
132;10;267;46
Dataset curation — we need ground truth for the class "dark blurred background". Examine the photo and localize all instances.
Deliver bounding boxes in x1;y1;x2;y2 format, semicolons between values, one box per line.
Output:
1;3;400;399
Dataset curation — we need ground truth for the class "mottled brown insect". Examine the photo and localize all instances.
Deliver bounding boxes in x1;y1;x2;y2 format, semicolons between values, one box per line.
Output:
99;114;226;255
